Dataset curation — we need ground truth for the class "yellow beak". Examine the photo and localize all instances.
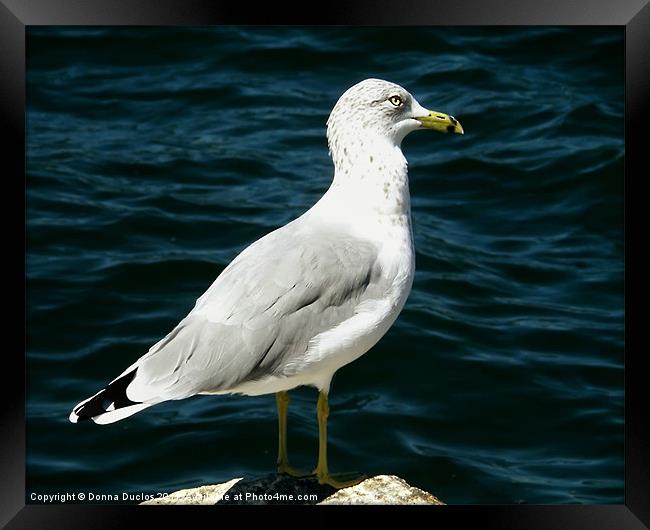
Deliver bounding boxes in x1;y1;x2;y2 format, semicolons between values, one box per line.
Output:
415;111;464;134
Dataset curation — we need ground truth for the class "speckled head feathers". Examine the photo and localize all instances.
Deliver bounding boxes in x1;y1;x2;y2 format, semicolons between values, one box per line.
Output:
325;78;438;165
325;79;431;177
327;79;417;146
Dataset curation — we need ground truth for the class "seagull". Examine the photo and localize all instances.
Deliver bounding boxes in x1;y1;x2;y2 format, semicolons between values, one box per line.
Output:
69;78;464;488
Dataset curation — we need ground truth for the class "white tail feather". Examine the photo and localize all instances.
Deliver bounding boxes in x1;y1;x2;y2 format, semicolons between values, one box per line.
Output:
90;403;153;424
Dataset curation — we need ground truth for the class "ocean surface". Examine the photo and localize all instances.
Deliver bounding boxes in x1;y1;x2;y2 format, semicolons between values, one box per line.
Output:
26;27;624;504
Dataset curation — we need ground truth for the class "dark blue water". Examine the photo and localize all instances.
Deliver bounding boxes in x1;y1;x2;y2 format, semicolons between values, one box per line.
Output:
26;27;624;504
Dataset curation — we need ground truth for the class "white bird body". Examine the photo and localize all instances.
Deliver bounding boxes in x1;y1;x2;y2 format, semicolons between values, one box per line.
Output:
69;78;462;425
217;147;416;396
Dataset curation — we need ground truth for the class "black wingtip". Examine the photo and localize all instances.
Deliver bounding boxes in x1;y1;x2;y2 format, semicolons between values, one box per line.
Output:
71;369;140;422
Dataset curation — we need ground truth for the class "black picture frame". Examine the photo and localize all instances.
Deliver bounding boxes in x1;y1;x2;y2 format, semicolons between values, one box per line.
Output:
4;0;648;527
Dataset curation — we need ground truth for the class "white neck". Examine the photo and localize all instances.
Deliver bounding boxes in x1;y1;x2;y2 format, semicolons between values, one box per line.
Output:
311;130;411;222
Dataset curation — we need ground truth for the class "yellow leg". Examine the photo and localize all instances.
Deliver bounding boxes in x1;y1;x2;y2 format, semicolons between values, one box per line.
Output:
313;391;365;489
276;391;309;477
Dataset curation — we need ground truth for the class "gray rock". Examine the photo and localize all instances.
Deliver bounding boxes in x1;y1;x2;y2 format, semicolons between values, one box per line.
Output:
141;474;444;505
141;478;243;505
319;475;444;505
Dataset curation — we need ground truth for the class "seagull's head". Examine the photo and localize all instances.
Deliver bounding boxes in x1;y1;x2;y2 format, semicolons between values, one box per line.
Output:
326;78;464;150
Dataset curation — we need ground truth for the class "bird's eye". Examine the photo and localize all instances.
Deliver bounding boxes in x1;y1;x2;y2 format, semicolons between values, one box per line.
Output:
388;95;403;107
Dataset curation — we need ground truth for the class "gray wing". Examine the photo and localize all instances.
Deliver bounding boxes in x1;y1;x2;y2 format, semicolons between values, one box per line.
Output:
125;220;384;403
